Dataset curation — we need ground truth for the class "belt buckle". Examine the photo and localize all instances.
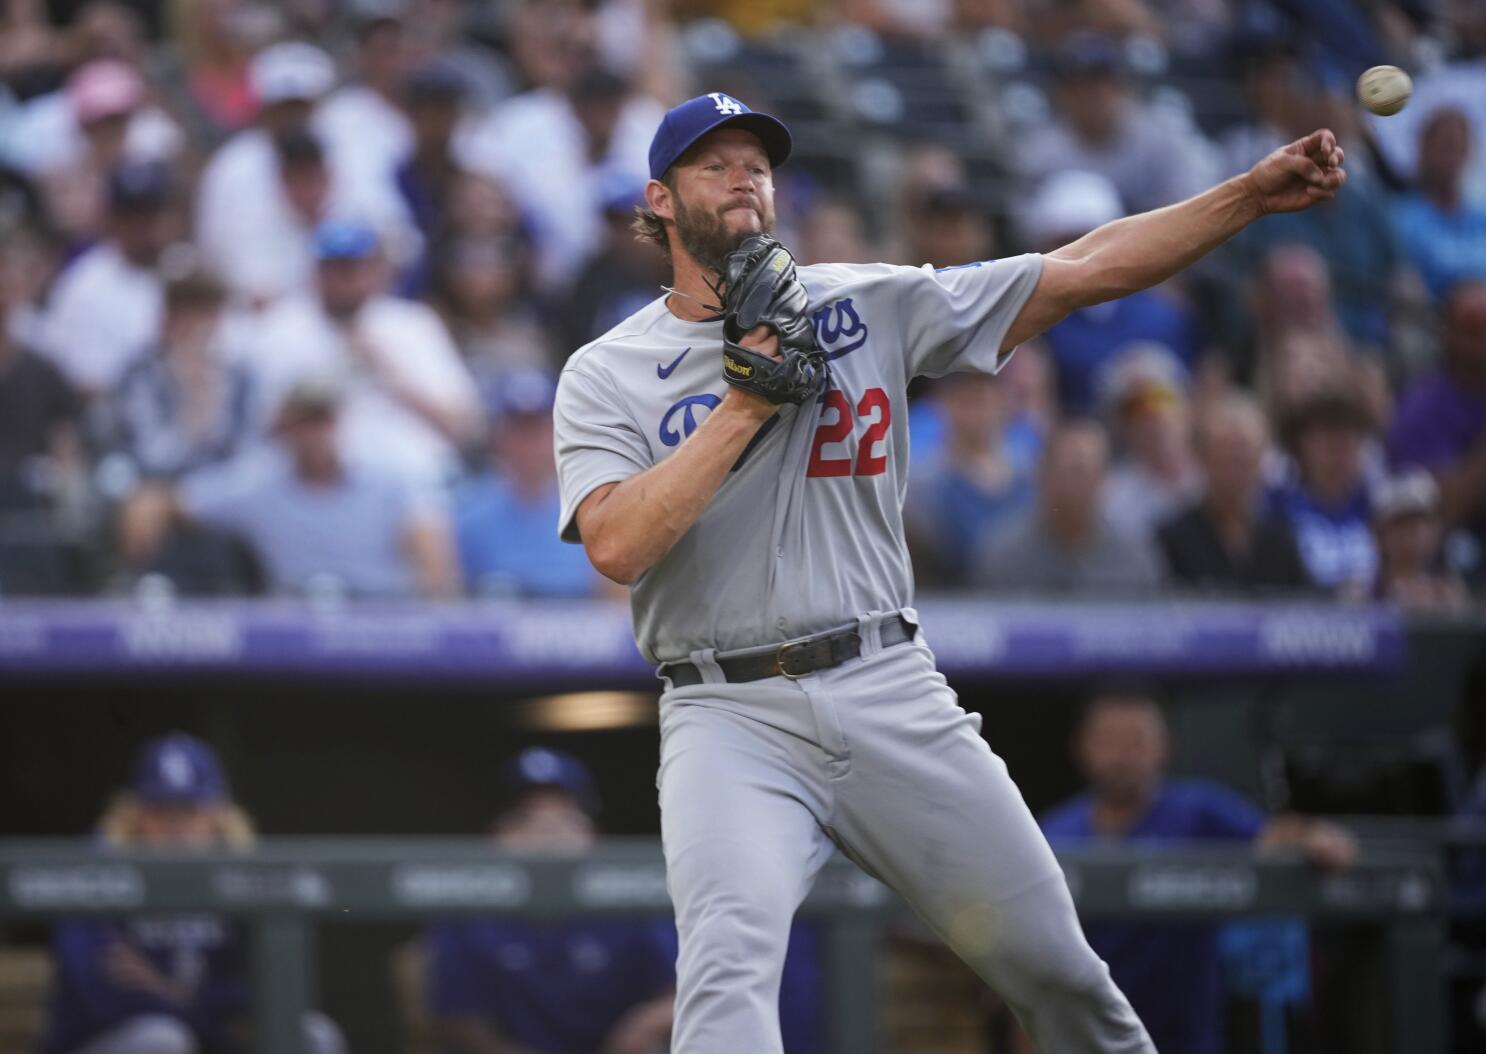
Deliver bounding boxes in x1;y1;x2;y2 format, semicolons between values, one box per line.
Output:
776;640;812;680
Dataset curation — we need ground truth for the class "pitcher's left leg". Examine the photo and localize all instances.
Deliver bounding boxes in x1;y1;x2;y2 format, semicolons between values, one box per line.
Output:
827;644;1155;1054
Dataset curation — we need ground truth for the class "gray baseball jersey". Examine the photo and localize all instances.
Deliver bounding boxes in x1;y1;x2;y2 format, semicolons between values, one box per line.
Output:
554;254;1044;663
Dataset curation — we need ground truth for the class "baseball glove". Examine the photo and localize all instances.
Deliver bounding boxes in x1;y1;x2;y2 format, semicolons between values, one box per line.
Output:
719;235;830;405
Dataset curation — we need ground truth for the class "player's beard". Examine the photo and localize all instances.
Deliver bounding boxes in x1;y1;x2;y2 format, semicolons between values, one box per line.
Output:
672;190;774;278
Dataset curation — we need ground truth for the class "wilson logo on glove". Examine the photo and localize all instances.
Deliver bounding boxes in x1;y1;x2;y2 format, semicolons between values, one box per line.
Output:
723;354;754;379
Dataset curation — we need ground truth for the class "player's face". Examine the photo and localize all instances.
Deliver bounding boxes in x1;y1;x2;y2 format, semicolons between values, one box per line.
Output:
493;789;595;855
667;129;776;273
1078;701;1168;804
133;804;221;848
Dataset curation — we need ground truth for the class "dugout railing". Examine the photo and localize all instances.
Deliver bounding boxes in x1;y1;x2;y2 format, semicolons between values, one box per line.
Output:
0;839;1446;1054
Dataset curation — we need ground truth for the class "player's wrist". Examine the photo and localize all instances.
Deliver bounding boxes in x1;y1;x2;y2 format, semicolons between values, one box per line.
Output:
719;384;779;422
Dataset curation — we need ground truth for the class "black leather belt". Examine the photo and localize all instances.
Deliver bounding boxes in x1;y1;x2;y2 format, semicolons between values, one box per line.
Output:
661;614;915;687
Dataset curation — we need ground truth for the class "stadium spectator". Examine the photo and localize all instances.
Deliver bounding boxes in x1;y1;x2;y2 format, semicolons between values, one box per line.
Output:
1371;469;1469;611
1099;344;1203;542
559;176;669;356
454;371;600;598
195;41;408;306
1269;389;1380;597
430;233;552;385
503;0;601;93
798;195;872;267
248;219;482;486
906;371;1033;589
1220;37;1310;176
1038;690;1355;1054
1022;169;1206;415
2;56;182;242
393;59;471;294
424;746;822;1053
167;0;262;136
313;6;415;207
1158;393;1312;593
1368;11;1486;205
900;184;992;270
98;268;256;481
971;420;1163;594
38;733;346;1054
41;161;174;397
459;63;661;289
1388;279;1486;555
1229;167;1411;354
1393;107;1486;302
424;747;677;1054
1018;33;1221;216
118;379;459;599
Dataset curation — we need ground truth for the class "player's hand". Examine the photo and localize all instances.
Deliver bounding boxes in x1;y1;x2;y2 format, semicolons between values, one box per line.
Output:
103;942;190;1004
601;995;673;1054
1243;129;1347;215
720;325;783;422
1300;820;1359;871
741;324;781;361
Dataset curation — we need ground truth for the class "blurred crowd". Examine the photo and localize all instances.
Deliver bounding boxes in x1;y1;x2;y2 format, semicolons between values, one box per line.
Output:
0;0;1484;608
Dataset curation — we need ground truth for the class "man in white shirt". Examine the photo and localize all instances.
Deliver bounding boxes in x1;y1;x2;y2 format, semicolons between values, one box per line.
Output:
247;219;481;486
458;65;661;290
314;7;416;211
42;162;173;396
195;41;338;306
196;41;412;306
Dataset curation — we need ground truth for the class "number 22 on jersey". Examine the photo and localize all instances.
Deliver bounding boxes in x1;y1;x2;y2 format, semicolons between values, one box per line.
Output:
806;386;891;478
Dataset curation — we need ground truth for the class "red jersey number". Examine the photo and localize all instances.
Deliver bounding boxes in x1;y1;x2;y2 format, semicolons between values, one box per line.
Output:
806;387;892;479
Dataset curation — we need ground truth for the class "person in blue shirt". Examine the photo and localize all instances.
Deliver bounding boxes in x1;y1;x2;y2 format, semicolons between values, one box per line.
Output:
426;748;675;1054
1020;169;1207;415
1038;690;1356;1054
1393;108;1486;302
40;734;345;1054
454;371;603;598
1268;388;1381;597
905;371;1035;586
426;748;823;1054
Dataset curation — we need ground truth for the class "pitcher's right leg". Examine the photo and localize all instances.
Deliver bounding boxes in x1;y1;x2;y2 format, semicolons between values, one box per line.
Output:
660;695;835;1054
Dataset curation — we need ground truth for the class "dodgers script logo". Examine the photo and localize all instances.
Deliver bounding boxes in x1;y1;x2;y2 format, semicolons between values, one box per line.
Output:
659;394;721;447
811;298;869;360
708;92;744;116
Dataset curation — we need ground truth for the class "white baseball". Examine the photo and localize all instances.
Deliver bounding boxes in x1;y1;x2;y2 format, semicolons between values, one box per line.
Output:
1356;65;1412;117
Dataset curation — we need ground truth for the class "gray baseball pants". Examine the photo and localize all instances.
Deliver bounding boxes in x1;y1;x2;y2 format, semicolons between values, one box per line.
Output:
658;609;1154;1053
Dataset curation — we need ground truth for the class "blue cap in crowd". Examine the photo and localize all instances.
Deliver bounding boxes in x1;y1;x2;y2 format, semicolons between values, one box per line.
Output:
648;92;792;181
130;734;229;806
314;219;380;262
499;748;600;817
486;369;557;421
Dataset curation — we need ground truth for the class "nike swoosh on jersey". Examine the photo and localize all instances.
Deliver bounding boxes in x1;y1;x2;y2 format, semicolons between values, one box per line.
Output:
657;347;691;379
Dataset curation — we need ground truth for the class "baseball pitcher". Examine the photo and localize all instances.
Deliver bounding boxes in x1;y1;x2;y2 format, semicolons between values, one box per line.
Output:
553;92;1346;1052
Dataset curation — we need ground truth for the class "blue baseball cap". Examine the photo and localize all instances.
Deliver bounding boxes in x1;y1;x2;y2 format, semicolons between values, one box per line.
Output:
486;368;557;420
648;92;792;181
130;734;229;806
499;748;600;817
314;219;379;262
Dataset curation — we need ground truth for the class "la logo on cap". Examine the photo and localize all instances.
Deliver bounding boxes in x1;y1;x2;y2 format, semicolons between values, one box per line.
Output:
708;93;744;116
162;749;193;789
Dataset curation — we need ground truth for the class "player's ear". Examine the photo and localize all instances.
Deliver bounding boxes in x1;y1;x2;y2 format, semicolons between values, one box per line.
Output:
646;177;675;223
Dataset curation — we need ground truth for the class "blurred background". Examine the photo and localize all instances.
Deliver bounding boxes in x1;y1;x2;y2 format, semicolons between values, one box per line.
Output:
0;0;1485;1051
